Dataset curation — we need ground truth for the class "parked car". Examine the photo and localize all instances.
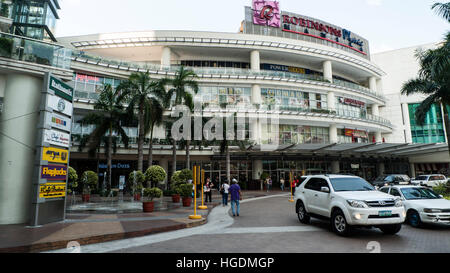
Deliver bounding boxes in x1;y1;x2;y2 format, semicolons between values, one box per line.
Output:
380;185;450;227
294;175;406;236
411;174;447;187
372;174;410;188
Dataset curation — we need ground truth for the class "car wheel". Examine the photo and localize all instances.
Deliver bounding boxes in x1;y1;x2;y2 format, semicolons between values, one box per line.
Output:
296;201;310;224
379;224;402;235
331;209;352;236
407;210;422;228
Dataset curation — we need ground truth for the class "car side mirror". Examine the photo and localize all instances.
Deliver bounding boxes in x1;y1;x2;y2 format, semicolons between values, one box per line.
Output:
321;187;330;193
439;195;444;198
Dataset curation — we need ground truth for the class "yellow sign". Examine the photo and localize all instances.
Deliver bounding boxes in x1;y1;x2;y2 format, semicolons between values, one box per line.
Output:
39;183;66;199
42;147;69;164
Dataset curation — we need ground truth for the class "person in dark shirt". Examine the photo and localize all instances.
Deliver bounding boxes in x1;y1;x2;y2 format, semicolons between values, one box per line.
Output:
229;178;242;217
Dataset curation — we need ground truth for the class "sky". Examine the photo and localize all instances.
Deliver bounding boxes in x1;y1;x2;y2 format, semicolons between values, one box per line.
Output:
57;0;449;54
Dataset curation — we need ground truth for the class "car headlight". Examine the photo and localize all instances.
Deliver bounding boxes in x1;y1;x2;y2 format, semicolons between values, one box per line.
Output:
394;199;403;207
423;208;442;213
347;200;368;208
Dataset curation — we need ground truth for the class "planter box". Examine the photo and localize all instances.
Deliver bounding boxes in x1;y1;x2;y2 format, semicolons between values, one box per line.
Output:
172;194;180;203
134;193;141;201
143;201;155;213
81;194;90;202
182;197;192;207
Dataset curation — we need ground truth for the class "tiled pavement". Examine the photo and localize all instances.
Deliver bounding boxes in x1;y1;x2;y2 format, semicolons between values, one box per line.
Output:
0;190;285;253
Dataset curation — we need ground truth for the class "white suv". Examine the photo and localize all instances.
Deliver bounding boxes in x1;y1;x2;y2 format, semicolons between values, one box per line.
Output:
295;175;406;236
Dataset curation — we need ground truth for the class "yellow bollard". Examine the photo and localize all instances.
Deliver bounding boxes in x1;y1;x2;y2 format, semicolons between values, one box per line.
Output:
198;169;207;210
189;165;202;220
289;171;295;202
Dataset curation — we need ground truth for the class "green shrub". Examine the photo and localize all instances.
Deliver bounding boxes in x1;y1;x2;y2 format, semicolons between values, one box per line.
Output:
145;165;167;188
163;189;175;196
0;37;12;57
67;166;78;194
171;169;193;187
433;183;449;196
178;183;193;198
143;187;163;201
80;170;98;194
260;172;270;181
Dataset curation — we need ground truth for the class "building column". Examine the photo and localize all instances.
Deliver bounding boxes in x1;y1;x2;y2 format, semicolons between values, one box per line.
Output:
369;76;377;92
161;47;172;67
323;60;333;83
409;163;416;178
160;158;169;184
376;78;383;93
331;161;340;174
327;91;336;111
402;103;412;143
250;50;260;72
375;131;382;143
0;74;42;225
371;104;380;117
377;162;385;176
252;160;263;190
251;84;262;105
329;124;338;144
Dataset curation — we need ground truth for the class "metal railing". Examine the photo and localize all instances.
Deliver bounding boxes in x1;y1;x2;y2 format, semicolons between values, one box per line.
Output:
71;50;386;100
0;32;72;69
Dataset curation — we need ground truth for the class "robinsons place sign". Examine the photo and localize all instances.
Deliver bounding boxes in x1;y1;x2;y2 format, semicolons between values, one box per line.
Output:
244;1;370;57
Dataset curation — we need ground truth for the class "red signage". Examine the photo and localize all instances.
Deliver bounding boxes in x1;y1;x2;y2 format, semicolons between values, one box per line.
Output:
282;15;342;38
339;97;365;108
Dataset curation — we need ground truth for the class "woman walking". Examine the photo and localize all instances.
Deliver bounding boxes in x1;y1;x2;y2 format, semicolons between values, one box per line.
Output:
204;177;214;203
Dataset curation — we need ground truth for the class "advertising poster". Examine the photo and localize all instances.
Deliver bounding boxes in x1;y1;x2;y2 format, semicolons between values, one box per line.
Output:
46;112;72;132
41;165;68;180
43;129;70;148
47;94;73;116
42;147;69;164
39;183;67;199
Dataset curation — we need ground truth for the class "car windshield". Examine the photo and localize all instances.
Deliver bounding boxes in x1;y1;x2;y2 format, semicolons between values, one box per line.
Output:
414;176;429;180
330;177;376;192
374;175;388;181
400;188;442;200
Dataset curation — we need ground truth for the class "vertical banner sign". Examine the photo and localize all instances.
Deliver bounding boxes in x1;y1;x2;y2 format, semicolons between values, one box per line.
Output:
30;72;74;226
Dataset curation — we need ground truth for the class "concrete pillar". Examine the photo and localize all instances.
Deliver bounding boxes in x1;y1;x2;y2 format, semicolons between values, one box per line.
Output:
369;76;377;92
250;50;260;72
409;163;416;178
161;47;171;67
331;161;340;174
371;104;380;117
375;131;382;143
377;162;385;176
251;84;262;105
323;60;333;83
252;160;263;190
329;124;338;144
327;91;336;111
0;74;42;225
376;78;383;93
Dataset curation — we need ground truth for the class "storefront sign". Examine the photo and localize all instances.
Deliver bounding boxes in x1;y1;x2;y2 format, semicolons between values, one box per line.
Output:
43;129;70;148
99;163;131;169
339;97;365;108
41;165;68;180
49;76;74;101
46;112;72;132
47;94;73;116
42;147;69;164
39;183;66;199
345;129;368;139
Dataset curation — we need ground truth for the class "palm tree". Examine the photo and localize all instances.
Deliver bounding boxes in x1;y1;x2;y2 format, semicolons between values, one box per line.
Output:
80;84;130;191
432;2;450;22
117;72;166;172
401;5;450;157
163;66;199;171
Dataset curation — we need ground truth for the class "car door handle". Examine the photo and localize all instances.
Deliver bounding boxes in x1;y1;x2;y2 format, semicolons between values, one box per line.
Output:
314;194;318;197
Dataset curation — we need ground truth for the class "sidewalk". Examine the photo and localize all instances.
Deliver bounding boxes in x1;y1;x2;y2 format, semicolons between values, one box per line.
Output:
0;190;287;253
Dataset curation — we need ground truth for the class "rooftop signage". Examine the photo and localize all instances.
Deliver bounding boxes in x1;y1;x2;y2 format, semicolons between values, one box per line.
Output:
247;1;369;56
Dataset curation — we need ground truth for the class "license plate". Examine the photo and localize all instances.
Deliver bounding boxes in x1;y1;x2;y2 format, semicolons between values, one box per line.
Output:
379;211;392;217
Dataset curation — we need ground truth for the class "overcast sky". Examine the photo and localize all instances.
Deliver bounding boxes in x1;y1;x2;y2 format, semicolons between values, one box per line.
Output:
57;0;449;53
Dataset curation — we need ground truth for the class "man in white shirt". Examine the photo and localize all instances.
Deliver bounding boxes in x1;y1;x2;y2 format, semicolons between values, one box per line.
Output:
221;180;230;206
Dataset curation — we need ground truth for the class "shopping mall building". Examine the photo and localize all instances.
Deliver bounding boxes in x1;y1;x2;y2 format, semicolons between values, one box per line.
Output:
0;1;448;224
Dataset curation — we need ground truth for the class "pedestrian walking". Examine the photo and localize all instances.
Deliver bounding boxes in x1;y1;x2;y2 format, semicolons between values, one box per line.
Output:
229;178;242;217
220;180;230;206
267;177;272;192
204;178;214;203
280;177;285;191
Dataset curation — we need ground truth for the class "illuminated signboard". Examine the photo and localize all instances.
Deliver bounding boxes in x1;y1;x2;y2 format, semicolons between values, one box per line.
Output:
41;165;68;180
46;112;72;132
47;94;73;116
42;147;69;164
49;76;74;101
39;183;66;199
338;97;366;108
252;0;280;28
